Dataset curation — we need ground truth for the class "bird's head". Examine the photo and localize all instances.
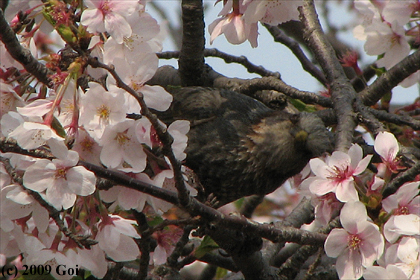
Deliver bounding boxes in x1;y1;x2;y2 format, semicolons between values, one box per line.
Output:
290;112;334;158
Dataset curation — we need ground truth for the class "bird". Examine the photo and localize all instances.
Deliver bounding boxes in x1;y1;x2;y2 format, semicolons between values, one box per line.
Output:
155;87;333;206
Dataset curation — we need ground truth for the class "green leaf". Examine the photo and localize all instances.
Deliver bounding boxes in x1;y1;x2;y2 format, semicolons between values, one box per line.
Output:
194;235;219;259
51;116;67;138
148;216;164;227
289;98;317;112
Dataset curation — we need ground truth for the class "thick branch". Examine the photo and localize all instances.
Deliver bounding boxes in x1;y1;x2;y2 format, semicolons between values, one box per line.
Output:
179;0;205;86
0;8;53;87
361;49;420;106
213;76;333;108
300;0;357;152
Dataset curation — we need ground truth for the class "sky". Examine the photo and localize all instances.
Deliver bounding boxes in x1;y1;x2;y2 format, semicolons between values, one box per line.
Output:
148;1;419;105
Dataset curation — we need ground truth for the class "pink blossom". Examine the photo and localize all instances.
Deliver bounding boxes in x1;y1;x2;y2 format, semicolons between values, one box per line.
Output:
312;192;342;226
72;128;102;166
242;0;303;25
152;226;183;265
1;184;49;232
99;119;147;173
0;82;24;117
7;122;67;157
395;237;420;279
168;120;190;161
96;214;140;262
102;11;162;65
304;144;372;202
400;70;420;88
382;182;420;242
325;201;385;279
100;169;175;213
382;0;420;26
79;82;127;140
110;55;173;111
81;0;141;44
209;1;258;48
364;264;408;280
374;132;400;173
363;20;410;69
22;150;96;210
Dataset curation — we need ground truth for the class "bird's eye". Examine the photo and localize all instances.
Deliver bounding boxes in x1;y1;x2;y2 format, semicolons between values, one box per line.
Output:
290;114;300;124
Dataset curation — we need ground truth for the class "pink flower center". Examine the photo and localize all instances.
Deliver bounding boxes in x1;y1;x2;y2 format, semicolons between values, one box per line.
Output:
397;206;409;215
55;167;67;179
100;1;112;15
97;104;110;120
116;131;130;145
330;165;352;182
80;137;95;152
348;234;362;250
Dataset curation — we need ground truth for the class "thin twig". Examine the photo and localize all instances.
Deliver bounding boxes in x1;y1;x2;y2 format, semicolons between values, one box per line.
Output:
87;57;193;210
383;161;420;198
263;23;327;85
0;155;96;249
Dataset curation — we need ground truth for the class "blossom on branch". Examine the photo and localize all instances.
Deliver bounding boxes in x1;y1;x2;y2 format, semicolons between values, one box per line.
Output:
80;0;142;44
302;144;372;202
325;201;385;279
22;150;96;210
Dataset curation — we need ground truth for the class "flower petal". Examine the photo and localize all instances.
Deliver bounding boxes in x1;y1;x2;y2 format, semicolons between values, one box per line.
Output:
324;229;349;257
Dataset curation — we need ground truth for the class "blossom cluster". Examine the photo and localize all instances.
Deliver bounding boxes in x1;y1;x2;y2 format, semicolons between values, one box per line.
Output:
300;131;420;280
210;0;420;87
209;0;304;47
1;0;191;278
353;0;420;87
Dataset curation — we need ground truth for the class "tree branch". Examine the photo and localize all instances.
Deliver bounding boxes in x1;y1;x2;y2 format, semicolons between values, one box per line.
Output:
300;0;358;151
263;23;327;86
0;8;53;87
361;49;420;106
179;0;205;86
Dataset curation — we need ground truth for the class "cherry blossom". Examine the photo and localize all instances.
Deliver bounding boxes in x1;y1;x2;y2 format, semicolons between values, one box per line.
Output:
325;201;384;279
368;22;410;69
7;121;67;157
152;226;183;265
22;150;96;210
1;184;49;232
374;131;404;177
209;0;258;47
312;192;342;226
395;237;420;279
242;0;303;25
110;56;173;112
95;214;140;262
382;181;420;242
80;0;142;44
99;119;147;173
72;128;102;165
16;98;53;118
364;264;408;280
382;0;420;26
79;82;127;140
303;144;372;202
168;120;190;161
100;169;175;214
0;82;24;117
102;11;162;65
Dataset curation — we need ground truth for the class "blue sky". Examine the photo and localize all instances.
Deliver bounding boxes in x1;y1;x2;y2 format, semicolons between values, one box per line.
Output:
150;1;419;105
